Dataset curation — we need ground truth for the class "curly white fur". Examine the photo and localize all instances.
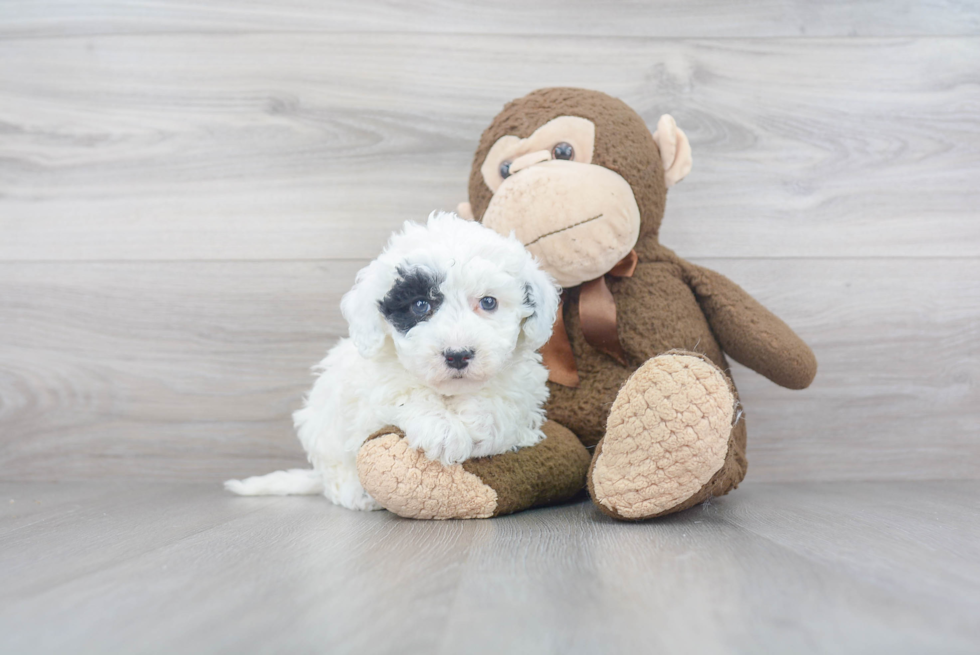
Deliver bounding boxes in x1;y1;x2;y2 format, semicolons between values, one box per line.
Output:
225;212;560;511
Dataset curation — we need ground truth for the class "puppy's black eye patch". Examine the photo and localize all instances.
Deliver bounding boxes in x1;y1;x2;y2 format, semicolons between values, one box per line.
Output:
379;266;444;333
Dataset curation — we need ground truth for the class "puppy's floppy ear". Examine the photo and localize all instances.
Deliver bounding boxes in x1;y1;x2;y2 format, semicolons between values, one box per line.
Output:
340;259;391;359
519;256;561;352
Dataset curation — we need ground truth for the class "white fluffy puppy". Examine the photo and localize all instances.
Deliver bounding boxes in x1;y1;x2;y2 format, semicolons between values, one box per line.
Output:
226;211;560;510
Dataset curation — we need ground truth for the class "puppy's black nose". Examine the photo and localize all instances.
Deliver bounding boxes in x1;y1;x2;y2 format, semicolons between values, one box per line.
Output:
444;349;475;370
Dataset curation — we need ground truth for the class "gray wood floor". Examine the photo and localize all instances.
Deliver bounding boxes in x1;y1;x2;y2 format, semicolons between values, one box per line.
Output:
2;481;978;654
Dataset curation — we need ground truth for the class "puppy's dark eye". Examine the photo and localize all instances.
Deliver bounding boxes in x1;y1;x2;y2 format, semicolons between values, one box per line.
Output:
411;299;431;316
479;296;497;311
552;142;574;160
499;161;511;179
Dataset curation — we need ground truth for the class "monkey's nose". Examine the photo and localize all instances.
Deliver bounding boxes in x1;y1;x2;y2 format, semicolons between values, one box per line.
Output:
444;349;475;370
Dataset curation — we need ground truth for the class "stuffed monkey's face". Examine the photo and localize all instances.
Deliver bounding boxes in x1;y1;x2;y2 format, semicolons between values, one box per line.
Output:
478;116;640;288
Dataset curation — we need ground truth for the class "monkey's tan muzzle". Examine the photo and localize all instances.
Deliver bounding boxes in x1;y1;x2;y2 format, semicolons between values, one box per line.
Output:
482;159;641;288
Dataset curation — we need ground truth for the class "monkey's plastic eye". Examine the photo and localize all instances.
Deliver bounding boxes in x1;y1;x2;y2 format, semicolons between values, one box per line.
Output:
479;296;497;311
552;142;574;160
411;299;431;316
499;161;511;179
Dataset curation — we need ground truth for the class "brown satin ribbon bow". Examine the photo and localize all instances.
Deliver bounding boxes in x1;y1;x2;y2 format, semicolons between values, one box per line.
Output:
540;249;638;387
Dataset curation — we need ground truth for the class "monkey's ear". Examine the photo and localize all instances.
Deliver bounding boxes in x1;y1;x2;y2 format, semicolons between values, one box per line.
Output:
652;114;692;188
456;201;475;221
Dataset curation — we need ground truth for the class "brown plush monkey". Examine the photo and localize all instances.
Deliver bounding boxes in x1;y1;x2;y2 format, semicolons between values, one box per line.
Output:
358;88;816;520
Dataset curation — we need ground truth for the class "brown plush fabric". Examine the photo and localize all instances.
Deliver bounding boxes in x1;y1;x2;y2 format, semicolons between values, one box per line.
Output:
357;421;590;519
462;420;591;516
367;425;404;441
467;88;816;519
546;255;732;447
469;88;668;245
682;261;818;390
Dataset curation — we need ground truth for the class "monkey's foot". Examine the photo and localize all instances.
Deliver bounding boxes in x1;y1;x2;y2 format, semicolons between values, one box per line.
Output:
357;421;590;520
588;351;743;520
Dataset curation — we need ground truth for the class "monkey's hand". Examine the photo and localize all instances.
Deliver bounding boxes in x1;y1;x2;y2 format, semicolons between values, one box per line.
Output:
683;262;817;390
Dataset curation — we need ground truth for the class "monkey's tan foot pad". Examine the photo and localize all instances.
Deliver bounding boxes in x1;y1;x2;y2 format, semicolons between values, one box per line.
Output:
357;433;497;519
588;352;737;521
357;421;591;520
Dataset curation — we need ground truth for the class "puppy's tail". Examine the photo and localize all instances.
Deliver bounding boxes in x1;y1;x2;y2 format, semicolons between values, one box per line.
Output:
224;469;324;496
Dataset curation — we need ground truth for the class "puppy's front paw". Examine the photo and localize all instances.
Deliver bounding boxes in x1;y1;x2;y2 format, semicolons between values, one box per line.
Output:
404;420;473;466
356;432;498;520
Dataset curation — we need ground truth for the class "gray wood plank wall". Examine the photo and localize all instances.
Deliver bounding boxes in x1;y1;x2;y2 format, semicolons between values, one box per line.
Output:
1;2;978;482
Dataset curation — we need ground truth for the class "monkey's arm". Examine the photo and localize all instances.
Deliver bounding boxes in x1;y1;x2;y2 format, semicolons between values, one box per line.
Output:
683;262;817;390
357;421;590;519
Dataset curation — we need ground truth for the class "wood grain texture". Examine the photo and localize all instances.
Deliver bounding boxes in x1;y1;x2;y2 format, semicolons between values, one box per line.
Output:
1;35;978;260
2;481;979;654
2;1;979;38
1;2;977;487
0;260;355;481
1;258;977;483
